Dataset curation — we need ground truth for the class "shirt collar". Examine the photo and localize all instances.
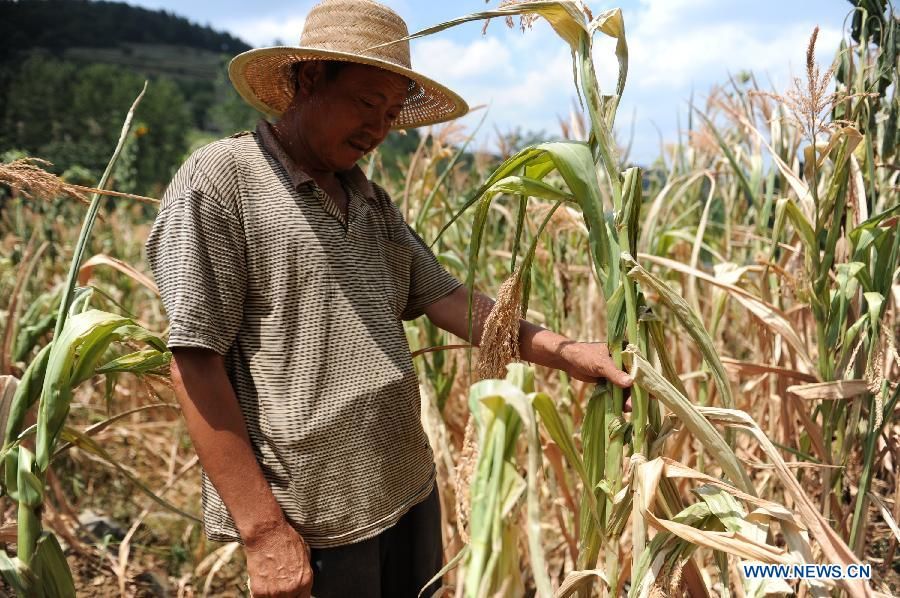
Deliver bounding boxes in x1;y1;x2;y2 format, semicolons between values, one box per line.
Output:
255;120;377;202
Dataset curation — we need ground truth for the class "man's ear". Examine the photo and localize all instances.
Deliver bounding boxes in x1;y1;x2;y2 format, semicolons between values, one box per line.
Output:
295;61;327;99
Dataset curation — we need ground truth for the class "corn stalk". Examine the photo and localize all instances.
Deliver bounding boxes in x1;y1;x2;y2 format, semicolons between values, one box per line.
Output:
409;2;893;596
0;84;176;596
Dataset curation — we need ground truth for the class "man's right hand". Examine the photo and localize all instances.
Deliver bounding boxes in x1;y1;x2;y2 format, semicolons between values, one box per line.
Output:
244;521;314;598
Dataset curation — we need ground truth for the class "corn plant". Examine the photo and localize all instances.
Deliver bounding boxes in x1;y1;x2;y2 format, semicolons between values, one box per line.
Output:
442;364;548;597
408;1;890;596
0;84;176;596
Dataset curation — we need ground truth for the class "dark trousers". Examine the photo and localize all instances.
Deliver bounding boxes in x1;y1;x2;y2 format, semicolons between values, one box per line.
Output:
310;485;443;597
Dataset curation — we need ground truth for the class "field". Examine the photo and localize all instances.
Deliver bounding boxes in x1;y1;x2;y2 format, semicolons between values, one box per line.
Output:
0;1;897;596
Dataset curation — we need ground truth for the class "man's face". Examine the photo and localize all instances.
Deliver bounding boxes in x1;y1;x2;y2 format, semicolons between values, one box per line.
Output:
296;62;410;172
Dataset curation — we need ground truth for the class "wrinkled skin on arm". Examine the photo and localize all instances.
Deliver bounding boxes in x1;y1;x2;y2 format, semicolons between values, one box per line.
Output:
170;348;314;598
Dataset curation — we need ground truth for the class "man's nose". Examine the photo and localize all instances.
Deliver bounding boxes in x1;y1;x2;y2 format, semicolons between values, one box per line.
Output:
362;110;391;140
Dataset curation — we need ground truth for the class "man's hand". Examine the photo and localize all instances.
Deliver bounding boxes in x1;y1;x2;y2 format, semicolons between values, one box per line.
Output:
245;521;314;598
425;288;635;391
559;342;633;388
170;348;313;595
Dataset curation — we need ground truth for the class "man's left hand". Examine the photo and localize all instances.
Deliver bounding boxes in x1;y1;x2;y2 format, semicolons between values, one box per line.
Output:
559;342;633;388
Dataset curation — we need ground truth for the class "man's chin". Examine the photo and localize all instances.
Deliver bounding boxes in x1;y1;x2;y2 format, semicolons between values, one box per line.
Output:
321;154;359;172
338;153;364;170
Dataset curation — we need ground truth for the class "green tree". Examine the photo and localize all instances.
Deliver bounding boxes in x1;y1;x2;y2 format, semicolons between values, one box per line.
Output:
1;55;190;194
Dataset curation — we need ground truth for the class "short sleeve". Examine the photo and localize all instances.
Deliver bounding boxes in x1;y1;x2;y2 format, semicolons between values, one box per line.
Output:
376;195;461;320
145;147;246;355
399;223;462;320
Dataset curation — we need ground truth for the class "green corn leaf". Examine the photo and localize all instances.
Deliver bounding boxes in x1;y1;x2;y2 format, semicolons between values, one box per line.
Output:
36;310;129;469
838;313;869;374
825;263;867;348
15;446;41;567
618;167;642;256
694;486;792;598
32;533;75;598
516;201;564;311
532;392;601;530
110;324;169;353
35;310;168;470
850;203;900;243
863;292;885;345
12;305;55;364
510;194;528;273
16;469;43;510
5;343;51;447
578;386;608;570
447;142;612;276
4;447;19;500
16;447;41;508
486;175;575;205
624;255;735;410
625;348;753;494
773;197;817;259
94;349;172;377
630;501;713;598
67;286;94;317
435;250;464;273
444;142;615;349
647;321;689;398
465;367;552;598
0;550;29;596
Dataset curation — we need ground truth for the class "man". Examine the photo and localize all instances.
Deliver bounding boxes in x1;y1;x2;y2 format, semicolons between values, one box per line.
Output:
146;1;632;597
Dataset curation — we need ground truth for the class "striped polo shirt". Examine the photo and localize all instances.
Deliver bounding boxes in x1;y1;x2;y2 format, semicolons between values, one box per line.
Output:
145;120;462;547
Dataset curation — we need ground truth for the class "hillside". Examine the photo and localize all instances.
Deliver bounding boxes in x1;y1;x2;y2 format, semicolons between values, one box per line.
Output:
0;0;263;194
0;0;250;59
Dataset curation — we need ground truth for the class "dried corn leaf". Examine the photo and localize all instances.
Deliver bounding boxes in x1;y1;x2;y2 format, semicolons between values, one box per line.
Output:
787;380;869;400
867;492;900;543
78;254;159;296
721;358;817;383
644;512;793;563
742;117;815;218
553;568;609;598
696;407;873;598
728;291;817;373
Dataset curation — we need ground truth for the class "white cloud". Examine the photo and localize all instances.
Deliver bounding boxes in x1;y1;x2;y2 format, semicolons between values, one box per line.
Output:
634;0;718;37
225;16;307;47
412;23;580;139
593;0;846;162
413;37;513;80
627;20;842;90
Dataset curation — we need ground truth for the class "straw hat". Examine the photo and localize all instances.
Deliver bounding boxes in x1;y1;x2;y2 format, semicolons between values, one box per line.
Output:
228;0;469;129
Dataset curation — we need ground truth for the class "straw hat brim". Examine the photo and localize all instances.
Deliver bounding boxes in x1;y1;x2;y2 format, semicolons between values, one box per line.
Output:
229;46;469;129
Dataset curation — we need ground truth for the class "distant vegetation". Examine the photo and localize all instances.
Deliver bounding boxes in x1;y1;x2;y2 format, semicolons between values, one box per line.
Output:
0;0;430;196
0;0;250;57
0;0;267;195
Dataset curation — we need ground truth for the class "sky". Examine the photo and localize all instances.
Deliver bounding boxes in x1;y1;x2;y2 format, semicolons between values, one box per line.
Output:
122;0;852;164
